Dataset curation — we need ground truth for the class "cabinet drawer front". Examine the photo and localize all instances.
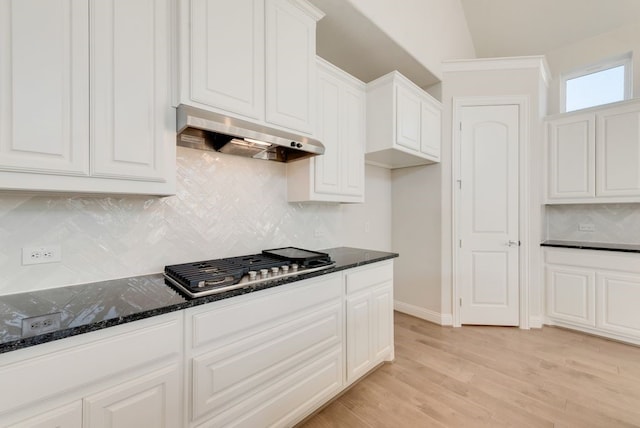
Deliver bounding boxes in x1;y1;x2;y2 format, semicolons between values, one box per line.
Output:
189;273;341;348
345;261;393;295
201;347;342;428
0;314;181;414
192;303;341;420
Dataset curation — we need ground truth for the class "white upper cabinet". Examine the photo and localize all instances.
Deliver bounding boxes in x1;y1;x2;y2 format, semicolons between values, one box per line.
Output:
287;58;365;203
546;112;596;200
0;0;89;176
181;0;323;136
189;0;264;120
546;98;640;203
596;102;640;197
365;71;442;169
90;0;172;184
0;0;176;195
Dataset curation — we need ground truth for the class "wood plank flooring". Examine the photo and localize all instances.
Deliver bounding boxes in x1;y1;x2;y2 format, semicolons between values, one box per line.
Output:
300;312;640;427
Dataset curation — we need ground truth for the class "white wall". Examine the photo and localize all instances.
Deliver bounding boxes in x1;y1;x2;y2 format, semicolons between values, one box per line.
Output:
0;148;391;296
391;164;442;320
347;0;476;80
545;23;640;115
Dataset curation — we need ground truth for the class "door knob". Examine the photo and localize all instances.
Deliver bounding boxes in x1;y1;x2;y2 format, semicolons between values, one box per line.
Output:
507;240;521;247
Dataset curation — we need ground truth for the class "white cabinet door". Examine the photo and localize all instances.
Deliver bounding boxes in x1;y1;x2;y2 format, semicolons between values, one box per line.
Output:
596;271;640;337
314;67;341;195
596;103;640;197
91;0;171;182
371;284;393;362
420;98;442;160
547;113;596;200
546;265;595;327
6;402;82;428
265;0;318;134
345;292;372;384
395;84;421;151
0;0;89;175
287;58;364;203
340;83;365;197
189;0;264;119
83;364;180;428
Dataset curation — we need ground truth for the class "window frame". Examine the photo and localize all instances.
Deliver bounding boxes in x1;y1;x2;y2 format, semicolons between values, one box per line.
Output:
560;52;633;113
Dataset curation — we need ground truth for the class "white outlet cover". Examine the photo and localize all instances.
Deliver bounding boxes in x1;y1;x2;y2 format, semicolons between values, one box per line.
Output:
22;245;62;265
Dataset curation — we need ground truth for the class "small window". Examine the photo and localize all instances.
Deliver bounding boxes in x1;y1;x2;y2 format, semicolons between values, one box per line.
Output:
561;53;632;112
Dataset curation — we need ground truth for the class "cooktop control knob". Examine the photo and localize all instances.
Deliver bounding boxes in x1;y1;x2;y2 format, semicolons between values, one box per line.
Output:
248;271;257;281
281;265;289;274
260;269;268;279
291;264;299;272
271;267;279;275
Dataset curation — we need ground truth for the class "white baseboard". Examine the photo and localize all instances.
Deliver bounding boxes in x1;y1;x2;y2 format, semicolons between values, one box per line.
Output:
394;301;453;326
529;315;543;329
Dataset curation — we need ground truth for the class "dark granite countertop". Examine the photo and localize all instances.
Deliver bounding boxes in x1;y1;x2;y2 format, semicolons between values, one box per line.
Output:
541;240;640;253
0;247;398;354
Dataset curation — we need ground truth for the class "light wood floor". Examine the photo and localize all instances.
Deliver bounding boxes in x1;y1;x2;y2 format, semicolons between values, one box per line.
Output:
300;312;640;428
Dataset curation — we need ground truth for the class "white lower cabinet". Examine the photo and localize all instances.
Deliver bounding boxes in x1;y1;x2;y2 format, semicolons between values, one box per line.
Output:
185;273;344;427
0;312;183;428
545;265;595;327
0;260;396;428
345;261;394;384
544;247;640;344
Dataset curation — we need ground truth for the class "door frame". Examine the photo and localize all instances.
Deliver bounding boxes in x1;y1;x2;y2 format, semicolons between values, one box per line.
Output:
451;96;531;328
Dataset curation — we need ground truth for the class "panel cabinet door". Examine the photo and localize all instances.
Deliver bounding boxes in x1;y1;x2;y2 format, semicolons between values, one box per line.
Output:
340;83;365;197
6;401;82;428
546;265;595;327
395;84;421;151
314;65;341;195
596;271;640;337
83;365;180;428
420;98;441;160
345;292;372;384
265;0;317;134
371;283;393;362
90;0;171;182
190;0;264;119
596;102;640;197
0;0;89;175
547;113;596;200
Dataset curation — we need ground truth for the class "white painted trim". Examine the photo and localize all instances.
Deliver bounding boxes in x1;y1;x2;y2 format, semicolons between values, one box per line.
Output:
545;319;640;346
287;0;325;21
451;96;531;328
442;56;551;87
394;301;453;326
529;316;544;329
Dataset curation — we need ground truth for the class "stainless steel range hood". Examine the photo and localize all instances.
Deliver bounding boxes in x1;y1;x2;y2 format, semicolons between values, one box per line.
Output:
176;104;324;162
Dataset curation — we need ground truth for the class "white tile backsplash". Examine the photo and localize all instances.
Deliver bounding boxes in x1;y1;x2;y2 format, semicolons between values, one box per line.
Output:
0;147;390;295
546;203;640;244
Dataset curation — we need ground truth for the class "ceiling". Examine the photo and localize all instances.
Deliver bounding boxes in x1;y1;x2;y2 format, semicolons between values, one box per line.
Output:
309;0;440;88
460;0;640;58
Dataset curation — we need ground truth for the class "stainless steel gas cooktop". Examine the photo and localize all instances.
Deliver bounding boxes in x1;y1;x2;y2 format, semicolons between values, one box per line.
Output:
164;247;335;298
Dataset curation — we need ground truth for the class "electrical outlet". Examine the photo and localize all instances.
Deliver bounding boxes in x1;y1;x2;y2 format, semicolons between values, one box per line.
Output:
579;223;595;232
21;312;62;337
22;245;62;265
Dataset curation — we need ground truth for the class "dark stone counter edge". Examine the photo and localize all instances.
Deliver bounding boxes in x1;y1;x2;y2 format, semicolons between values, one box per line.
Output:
0;250;398;354
541;240;640;254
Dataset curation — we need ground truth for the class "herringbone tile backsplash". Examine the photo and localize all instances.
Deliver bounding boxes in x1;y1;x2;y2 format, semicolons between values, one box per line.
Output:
0;148;390;295
546;204;640;244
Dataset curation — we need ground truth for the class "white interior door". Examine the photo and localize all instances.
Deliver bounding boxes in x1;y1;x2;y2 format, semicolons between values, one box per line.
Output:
458;104;520;326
